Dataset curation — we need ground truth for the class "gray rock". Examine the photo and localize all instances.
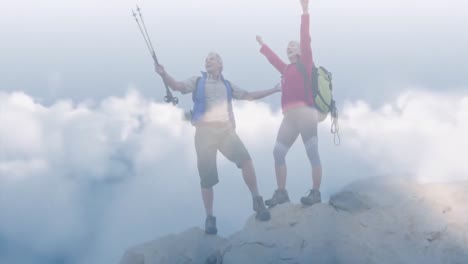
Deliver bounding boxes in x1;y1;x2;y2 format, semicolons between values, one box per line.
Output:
120;179;468;264
329;191;372;213
120;251;144;264
119;227;226;264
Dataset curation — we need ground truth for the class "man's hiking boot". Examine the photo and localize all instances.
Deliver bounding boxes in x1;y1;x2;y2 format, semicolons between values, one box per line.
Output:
253;196;271;221
265;189;290;207
300;189;321;206
205;215;217;235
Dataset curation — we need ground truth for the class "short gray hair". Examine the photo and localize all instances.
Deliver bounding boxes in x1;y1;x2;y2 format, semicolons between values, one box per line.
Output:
207;52;223;71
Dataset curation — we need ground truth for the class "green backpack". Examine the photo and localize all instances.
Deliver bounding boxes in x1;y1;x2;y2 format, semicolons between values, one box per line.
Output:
297;60;340;145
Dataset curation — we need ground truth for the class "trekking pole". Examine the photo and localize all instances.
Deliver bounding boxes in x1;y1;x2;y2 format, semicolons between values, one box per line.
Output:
132;6;179;105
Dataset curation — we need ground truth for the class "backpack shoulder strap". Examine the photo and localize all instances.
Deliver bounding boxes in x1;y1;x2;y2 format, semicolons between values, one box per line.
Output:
192;76;203;101
296;59;317;99
223;79;233;91
296;59;309;84
193;71;208;101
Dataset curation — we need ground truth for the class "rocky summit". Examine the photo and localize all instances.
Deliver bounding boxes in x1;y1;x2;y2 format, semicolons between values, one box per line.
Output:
120;178;468;264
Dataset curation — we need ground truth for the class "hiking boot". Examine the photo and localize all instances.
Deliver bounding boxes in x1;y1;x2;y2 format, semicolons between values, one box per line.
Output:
301;189;322;206
205;215;217;235
265;189;290;207
253;196;271;221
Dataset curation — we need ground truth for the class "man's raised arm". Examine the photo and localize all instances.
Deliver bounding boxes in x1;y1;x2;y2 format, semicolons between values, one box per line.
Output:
155;64;186;92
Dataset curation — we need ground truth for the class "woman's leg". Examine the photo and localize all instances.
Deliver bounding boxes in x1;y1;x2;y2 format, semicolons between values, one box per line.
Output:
273;114;299;190
297;107;322;206
298;107;322;190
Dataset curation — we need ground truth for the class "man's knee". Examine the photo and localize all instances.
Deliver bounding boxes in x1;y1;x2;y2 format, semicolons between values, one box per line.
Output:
305;136;321;167
273;142;289;166
200;174;219;188
198;159;219;188
231;148;251;169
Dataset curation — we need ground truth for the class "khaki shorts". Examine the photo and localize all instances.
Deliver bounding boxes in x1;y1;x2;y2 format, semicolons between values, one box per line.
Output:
195;122;251;188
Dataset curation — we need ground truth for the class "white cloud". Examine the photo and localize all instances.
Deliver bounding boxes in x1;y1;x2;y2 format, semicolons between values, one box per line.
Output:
341;89;468;182
0;90;198;263
1;88;467;263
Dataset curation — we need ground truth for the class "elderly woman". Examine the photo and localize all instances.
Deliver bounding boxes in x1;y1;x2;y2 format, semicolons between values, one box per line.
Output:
257;0;323;207
155;52;280;234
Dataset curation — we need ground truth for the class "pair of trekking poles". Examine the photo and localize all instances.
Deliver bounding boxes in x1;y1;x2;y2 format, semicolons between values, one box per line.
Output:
132;6;178;106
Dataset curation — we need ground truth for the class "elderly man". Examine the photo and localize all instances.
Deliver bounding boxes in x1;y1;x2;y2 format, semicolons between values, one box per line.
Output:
155;52;279;234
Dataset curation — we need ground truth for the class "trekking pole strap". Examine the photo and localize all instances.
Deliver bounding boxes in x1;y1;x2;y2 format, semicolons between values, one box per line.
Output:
330;101;340;145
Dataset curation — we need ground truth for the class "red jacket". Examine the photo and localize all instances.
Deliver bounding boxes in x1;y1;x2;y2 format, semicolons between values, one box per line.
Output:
260;14;314;112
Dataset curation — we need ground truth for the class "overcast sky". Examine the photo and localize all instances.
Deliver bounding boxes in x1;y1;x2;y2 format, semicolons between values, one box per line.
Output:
1;0;468;263
1;0;467;104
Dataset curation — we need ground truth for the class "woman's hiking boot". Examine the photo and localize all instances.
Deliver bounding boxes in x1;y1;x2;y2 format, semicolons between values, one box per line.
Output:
265;189;290;207
300;189;321;206
205;215;218;235
253;196;271;221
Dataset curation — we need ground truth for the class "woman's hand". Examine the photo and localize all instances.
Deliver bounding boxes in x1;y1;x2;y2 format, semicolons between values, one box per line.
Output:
256;35;265;46
300;0;309;14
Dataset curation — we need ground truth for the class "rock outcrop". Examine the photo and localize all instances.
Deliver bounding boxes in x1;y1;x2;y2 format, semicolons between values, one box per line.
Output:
120;178;468;264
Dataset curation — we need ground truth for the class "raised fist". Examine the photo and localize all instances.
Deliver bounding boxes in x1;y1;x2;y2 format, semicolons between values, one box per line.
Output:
256;35;264;46
300;0;309;12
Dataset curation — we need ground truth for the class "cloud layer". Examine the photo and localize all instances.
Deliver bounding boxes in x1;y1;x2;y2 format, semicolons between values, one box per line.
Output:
1;88;467;263
342;89;468;182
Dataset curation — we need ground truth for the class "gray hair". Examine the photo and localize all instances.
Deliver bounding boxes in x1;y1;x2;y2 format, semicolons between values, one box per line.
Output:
207;52;223;72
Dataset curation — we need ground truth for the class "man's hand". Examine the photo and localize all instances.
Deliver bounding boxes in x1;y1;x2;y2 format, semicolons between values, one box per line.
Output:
256;35;264;46
155;64;166;77
300;0;309;13
154;64;183;92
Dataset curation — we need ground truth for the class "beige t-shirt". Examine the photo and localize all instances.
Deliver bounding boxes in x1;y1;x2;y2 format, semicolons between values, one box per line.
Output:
181;75;248;123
